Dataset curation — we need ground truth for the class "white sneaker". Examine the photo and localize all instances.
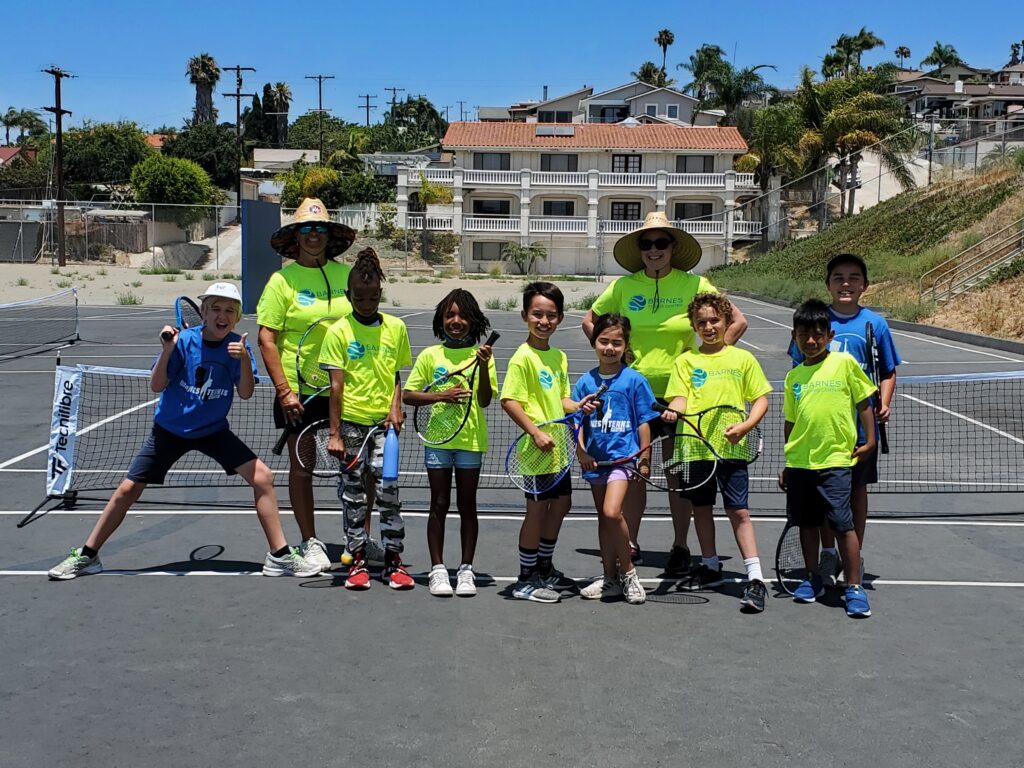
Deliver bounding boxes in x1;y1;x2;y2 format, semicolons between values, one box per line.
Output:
621;569;646;605
301;537;331;572
48;548;102;580
263;548;320;577
428;564;453;596
455;564;477;597
580;576;622;600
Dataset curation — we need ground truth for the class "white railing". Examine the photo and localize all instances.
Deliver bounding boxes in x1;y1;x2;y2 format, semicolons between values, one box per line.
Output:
599;220;644;234
463;170;521;184
667;173;725;188
598;173;657;187
736;173;756;188
673;219;724;235
406;215;454;231
414;169;454;185
532;172;588;186
733;220;761;235
464;216;520;232
528;217;588;233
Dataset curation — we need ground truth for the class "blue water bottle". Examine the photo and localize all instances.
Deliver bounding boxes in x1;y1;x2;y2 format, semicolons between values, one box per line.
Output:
382;425;400;482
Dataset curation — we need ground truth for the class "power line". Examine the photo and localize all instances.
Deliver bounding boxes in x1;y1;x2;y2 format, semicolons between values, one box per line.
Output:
442;105;451;122
357;94;377;127
384;86;405;118
220;65;256;201
457;100;467;121
305;74;334;164
43;66;74;267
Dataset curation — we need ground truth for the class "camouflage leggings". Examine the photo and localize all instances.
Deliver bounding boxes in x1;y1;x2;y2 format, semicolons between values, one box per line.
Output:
337;421;404;554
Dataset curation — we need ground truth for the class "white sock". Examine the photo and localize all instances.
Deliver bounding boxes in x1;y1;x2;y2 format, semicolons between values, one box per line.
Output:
821;547;838;556
702;555;720;570
744;557;763;582
431;563;446;573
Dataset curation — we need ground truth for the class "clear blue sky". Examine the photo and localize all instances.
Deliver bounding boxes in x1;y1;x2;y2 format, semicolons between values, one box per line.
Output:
2;0;1014;131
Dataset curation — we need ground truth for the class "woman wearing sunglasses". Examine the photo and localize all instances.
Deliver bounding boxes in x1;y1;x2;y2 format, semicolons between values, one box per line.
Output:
256;197;357;572
583;210;747;577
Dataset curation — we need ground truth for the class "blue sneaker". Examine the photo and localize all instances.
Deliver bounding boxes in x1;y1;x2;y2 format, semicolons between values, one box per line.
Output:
844;585;872;618
793;574;824;603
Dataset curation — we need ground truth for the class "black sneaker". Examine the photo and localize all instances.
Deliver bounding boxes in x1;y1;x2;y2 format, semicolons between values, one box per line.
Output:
664;545;691;576
740;579;767;613
538;566;577;592
685;563;722;590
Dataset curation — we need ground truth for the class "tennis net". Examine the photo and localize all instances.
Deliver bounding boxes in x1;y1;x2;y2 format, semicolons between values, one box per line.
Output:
0;288;79;357
41;365;1024;500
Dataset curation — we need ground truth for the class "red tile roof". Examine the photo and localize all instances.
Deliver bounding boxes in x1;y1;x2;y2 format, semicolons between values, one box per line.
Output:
146;133;170;150
442;122;748;151
0;147;23;164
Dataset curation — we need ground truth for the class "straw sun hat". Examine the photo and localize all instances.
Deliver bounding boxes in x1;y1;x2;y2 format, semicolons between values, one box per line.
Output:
270;197;357;260
612;211;702;273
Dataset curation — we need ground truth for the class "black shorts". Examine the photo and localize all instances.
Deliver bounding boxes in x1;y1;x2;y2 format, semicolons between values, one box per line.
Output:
785;467;854;533
680;461;749;509
525;473;573;502
127;424;257;485
272;393;330;433
852;444;878;486
648;399;672;439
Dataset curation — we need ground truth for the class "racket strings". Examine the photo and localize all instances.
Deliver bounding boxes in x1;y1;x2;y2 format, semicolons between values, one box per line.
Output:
177;298;202;330
697;408;761;463
507;421;574;491
419;373;472;444
297;323;333;391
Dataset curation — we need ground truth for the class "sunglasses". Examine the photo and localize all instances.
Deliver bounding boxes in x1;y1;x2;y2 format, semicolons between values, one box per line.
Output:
297;224;329;235
638;237;673;251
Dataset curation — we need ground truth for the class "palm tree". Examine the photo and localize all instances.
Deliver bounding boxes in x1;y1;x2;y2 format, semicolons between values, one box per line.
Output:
852;27;885;68
827;33;860;78
822;51;847;80
920;41;966;70
273;82;292;146
678;44;728;102
741;102;804;250
632;61;673;87
187;53;221;124
1008;42;1021;67
894;46;911;70
705;63;777;125
1;107;19;145
655;29;675;77
16;110;47;142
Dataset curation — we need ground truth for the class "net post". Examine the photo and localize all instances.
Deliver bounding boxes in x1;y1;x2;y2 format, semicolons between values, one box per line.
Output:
72;287;80;342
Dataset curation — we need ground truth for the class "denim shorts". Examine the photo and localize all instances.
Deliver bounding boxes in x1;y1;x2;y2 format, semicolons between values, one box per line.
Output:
423;446;483;470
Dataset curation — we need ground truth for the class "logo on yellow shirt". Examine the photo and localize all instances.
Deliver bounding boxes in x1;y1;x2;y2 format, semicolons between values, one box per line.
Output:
539;370;554;390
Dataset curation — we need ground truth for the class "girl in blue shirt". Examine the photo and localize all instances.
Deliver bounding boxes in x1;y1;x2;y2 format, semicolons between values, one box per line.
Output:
573;314;660;604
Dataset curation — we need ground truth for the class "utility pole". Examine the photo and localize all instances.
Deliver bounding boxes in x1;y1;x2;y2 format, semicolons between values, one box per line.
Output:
221;65;256;205
442;105;451;122
43;67;74;267
457;100;467;121
357;94;377;127
305;74;334;164
384;86;405;121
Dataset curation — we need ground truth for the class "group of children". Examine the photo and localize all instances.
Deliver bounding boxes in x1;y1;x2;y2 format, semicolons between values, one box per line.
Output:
47;250;898;619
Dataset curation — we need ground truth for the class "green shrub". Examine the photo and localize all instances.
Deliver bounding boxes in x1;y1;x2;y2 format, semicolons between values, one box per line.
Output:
50;267;60;275
202;272;216;281
131;280;143;287
56;279;73;288
162;274;177;282
569;292;600;310
130;154;220;226
16;277;29;286
390;228;414;252
116;290;143;305
183;272;194;280
484;297;503;310
140;265;182;275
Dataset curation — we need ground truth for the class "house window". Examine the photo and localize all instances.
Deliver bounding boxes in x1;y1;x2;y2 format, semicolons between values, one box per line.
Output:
591;105;630;123
473;152;511;170
676;155;715;173
473;199;511;216
610;202;642;220
537;110;572;123
543;200;575;216
612;155;642;173
667;104;679;119
645;104;657;116
540;154;578;172
472;242;506;261
674;202;714;220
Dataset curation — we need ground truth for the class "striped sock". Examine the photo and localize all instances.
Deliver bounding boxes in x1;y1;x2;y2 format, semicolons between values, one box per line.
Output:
537;537;557;571
518;547;538;580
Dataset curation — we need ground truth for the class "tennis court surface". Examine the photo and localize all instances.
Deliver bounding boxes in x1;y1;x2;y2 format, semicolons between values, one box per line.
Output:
2;297;1022;768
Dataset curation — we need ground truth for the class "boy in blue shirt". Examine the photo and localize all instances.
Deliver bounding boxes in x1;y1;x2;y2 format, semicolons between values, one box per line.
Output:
788;254;900;587
48;283;317;580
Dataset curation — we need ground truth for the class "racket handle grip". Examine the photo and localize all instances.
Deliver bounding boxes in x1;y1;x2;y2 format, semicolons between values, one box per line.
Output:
382;426;400;482
878;422;889;454
483;331;500;346
272;428;289;456
160;330;174;342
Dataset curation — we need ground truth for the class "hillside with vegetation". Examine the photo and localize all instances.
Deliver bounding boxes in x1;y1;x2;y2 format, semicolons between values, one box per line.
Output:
709;168;1024;335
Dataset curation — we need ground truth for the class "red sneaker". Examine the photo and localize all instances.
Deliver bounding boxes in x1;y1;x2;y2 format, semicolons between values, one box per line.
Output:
384;557;415;590
344;557;371;590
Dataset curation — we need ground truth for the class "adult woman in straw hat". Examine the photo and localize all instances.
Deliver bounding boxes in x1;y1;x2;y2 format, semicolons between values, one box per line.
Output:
583;211;748;576
256;197;356;572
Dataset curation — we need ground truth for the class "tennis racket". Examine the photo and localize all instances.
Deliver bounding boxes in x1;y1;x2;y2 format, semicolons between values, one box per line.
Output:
774;522;804;596
664;404;764;464
271;316;338;455
161;296;202;341
413;331;500;445
294;419;384;478
864;321;890;454
505;384;607;494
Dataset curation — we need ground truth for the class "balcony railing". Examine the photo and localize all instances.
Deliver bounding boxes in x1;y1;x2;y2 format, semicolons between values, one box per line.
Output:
528;217;588;233
598;172;657;187
463;170;520;184
464;215;521;232
414;169;453;184
533;172;587;186
733;220;761;235
411;168;757;190
406;214;454;230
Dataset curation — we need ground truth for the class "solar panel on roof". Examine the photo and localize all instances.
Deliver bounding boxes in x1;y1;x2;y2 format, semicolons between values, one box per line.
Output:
535;126;556;136
553;126;575;136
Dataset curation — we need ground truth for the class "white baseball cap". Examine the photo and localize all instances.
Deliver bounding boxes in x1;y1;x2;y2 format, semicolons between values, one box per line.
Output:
199;282;242;303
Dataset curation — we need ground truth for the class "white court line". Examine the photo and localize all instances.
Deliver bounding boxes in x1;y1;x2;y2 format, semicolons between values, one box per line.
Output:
738;339;764;351
1;570;1021;586
898;392;1024;446
889;331;1023;362
1;510;1021;526
742;311;790;330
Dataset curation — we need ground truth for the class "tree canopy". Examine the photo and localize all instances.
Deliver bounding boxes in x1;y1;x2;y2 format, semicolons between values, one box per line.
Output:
64;121;152;185
161;120;241;189
130;153;220;224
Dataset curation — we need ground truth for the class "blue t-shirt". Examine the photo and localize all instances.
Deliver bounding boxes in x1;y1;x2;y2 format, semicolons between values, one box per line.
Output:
788;306;900;444
572;367;661;480
153;328;259;438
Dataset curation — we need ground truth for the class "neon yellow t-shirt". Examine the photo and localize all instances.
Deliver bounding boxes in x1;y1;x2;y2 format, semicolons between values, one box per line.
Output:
256;260;352;395
319;313;412;426
405;344;499;452
783;351;876;470
500;343;570;425
590;268;716;397
665;345;772;461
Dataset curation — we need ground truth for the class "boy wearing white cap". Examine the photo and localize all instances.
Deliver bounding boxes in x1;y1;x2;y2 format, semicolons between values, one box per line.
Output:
47;283;318;580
